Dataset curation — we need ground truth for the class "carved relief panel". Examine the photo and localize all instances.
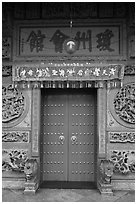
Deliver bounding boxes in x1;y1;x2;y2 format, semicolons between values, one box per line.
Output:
109;132;135;143
114;83;135;124
2;131;29;143
2;84;31;128
107;82;135;130
110;150;135;175
2;149;28;172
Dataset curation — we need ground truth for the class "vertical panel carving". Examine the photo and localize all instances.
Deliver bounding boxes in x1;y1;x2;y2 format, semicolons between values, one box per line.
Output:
32;89;41;156
98;88;107;157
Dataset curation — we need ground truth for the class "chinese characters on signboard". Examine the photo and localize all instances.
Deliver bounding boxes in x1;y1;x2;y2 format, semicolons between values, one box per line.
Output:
19;26;120;56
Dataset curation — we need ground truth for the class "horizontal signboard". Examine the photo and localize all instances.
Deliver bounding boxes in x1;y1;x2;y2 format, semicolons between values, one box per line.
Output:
18;26;120;57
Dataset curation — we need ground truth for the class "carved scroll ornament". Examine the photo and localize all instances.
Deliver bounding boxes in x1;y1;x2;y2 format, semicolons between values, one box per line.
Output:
114;83;135;124
2;131;29;143
2;149;28;172
109;132;135;143
110;150;135;174
2;85;25;123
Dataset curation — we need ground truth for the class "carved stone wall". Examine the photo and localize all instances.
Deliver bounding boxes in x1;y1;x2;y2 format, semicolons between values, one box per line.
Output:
107;71;135;188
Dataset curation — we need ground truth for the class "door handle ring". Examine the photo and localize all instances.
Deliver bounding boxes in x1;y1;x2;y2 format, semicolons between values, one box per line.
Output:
59;135;65;142
71;136;77;142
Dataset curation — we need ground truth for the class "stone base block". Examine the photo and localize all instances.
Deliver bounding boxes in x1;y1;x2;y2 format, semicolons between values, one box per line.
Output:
24;177;39;195
98;181;113;196
112;180;135;191
2;178;25;190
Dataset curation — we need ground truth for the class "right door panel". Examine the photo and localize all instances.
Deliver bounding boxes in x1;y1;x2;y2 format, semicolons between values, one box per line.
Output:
68;90;96;182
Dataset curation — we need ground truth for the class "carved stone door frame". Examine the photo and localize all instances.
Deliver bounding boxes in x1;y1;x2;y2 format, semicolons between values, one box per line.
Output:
31;86;107;187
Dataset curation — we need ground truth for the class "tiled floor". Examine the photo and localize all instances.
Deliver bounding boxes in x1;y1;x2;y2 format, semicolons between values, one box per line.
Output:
2;188;135;202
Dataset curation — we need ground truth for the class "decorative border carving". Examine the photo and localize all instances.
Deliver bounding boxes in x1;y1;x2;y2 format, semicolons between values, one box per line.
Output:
2;149;28;172
110;150;135;174
114;83;135;124
109;132;135;143
2;84;30;128
2;65;12;77
2;131;29;143
124;65;135;75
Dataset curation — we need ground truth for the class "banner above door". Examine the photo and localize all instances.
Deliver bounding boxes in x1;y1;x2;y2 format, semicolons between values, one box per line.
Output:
13;62;124;82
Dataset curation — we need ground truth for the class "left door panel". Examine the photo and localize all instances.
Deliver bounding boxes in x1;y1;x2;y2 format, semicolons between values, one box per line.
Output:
41;90;68;181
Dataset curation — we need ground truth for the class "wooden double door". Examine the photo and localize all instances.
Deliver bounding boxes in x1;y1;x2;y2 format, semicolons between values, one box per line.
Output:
40;89;97;185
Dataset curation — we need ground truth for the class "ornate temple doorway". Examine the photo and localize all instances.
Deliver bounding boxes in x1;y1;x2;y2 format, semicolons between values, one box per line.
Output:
40;89;97;188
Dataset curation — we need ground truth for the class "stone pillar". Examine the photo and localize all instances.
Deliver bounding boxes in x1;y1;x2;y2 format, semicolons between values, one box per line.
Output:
30;88;41;192
96;87;115;195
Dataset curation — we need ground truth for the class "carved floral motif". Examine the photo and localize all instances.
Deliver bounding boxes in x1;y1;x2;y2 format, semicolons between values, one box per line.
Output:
2;131;29;142
2;149;28;172
2;65;12;77
114;83;135;124
2;85;25;123
110;150;135;174
109;132;135;143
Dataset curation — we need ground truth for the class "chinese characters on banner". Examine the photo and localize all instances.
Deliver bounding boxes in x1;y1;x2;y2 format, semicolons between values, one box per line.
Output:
13;63;124;82
20;26;119;56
